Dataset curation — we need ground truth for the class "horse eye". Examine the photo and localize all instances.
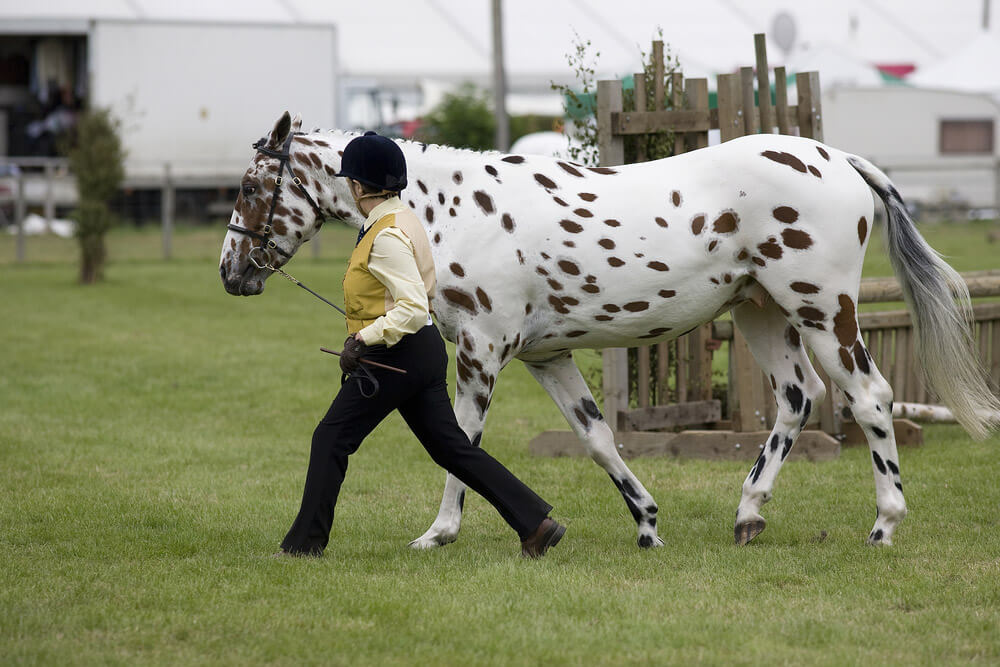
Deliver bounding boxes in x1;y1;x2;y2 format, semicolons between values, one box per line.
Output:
242;184;257;197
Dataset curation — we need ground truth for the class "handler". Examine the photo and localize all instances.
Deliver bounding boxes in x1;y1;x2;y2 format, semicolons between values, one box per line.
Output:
278;131;565;558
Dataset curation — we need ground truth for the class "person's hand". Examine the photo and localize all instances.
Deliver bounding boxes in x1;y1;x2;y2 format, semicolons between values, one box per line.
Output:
340;335;368;374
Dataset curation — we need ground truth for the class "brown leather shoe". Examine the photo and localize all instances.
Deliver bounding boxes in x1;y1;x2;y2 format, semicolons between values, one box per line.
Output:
521;517;566;558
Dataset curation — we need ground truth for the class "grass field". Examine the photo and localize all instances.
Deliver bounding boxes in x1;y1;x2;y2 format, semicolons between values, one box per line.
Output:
1;220;999;665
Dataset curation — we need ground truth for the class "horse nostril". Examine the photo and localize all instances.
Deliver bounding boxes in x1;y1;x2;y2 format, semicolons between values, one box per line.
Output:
219;265;226;281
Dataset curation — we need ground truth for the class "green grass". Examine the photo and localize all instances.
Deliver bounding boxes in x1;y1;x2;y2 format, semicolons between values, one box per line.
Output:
1;223;999;665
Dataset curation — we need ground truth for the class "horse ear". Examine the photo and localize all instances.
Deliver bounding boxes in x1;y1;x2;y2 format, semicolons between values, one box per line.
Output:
266;111;292;148
290;113;303;133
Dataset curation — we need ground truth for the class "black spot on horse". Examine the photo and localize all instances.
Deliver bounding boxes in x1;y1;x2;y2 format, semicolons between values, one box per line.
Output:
769;434;780;452
785;384;804;413
799;400;812;428
872;426;887;439
872;451;887;474
608;474;643;523
886;459;899;475
582;398;603;420
751;452;767;484
781;437;793;460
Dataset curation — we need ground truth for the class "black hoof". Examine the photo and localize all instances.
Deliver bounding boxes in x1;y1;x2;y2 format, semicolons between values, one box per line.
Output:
734;519;766;546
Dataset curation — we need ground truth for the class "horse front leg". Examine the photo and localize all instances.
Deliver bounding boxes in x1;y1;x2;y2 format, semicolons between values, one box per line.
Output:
408;338;499;550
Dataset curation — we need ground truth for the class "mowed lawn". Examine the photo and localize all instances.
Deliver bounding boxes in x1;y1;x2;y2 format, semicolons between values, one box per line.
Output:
1;220;999;665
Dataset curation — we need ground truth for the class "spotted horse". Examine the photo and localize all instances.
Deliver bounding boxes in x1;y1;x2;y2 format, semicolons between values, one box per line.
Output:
221;112;1000;548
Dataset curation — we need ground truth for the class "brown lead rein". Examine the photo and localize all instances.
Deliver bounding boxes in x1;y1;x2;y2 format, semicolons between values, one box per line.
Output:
319;347;408;374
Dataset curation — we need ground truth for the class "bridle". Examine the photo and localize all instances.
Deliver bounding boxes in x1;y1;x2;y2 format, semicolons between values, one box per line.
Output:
227;131;328;269
225;131;391;398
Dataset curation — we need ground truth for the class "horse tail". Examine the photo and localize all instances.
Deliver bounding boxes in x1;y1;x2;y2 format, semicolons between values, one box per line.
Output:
848;154;1000;440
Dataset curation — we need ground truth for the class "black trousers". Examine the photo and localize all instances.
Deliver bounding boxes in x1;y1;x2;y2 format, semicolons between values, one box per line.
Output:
280;324;552;555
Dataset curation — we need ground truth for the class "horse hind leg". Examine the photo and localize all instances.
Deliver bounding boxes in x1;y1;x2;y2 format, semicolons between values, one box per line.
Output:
523;353;663;548
791;300;906;545
731;300;827;545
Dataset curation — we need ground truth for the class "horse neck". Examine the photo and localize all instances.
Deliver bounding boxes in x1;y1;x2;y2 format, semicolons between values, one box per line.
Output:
292;131;363;228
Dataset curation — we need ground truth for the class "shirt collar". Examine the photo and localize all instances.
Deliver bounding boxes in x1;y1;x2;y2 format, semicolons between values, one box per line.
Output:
363;196;406;230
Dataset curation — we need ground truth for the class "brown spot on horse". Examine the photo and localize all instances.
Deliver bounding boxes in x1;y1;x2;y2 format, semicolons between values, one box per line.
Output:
579;192;597;202
858;216;868;245
671;191;682;206
790;282;820;294
782;228;814;249
501;213;515;233
558;260;581;275
607;257;625;267
691;215;706;235
757;238;783;260
624;301;650;312
557;161;583;177
833;294;858;347
534;173;558;190
772;206;799;223
476;287;493;312
761;150;807;173
598;238;615;249
449;262;465;277
443;288;478;314
502;155;525;164
646;261;669;272
473;191;495;214
603;219;621;227
560;219;583;233
713;211;739;234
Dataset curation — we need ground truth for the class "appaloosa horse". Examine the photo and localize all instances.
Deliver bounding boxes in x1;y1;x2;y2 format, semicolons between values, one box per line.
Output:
220;112;999;548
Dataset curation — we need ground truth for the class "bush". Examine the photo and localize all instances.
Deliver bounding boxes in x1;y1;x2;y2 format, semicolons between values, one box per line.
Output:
65;108;125;284
418;83;495;151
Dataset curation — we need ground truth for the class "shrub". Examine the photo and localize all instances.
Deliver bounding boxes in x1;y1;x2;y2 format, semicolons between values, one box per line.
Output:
65;107;125;284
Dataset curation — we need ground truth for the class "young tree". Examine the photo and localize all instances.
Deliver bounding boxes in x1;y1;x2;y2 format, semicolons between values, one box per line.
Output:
65;108;125;284
418;83;496;151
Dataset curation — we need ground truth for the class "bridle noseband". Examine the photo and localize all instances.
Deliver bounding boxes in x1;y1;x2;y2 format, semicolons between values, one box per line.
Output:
227;131;328;268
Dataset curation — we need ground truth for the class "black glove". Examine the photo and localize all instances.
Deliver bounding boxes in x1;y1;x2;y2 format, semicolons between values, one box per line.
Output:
340;335;368;374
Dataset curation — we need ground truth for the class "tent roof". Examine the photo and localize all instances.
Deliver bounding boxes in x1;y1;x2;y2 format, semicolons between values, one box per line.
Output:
907;30;1000;94
0;0;989;91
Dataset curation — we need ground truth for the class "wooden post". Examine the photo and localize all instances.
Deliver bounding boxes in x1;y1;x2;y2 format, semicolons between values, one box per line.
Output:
652;40;664;110
161;162;174;261
597;80;625;167
598;78;627;429
740;66;757;135
774;67;790;135
633;72;647;163
796;71;823;141
730;330;760;432
754;33;774;134
687;324;714;401
637;347;651;408
671;71;684;156
15;171;25;263
685;78;710;150
716;73;743;143
43;162;55;228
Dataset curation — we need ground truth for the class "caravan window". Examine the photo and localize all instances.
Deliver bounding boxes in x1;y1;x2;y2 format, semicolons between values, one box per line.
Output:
939;119;994;155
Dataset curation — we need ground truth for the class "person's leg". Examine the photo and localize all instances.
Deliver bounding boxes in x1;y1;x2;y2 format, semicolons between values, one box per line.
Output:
397;373;551;540
279;369;407;555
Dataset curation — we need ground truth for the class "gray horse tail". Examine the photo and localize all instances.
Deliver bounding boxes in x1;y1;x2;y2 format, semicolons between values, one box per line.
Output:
848;154;1000;440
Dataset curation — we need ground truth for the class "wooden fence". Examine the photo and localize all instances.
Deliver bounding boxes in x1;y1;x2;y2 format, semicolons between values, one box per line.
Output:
532;34;1000;461
597;34;826;444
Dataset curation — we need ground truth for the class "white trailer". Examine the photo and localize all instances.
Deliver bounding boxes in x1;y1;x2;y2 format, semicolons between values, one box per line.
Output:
0;16;337;189
92;19;337;186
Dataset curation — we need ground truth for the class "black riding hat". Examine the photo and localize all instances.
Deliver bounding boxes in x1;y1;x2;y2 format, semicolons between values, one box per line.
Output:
336;131;407;192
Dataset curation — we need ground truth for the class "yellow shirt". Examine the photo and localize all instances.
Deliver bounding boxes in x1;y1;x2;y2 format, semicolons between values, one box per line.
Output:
356;197;434;347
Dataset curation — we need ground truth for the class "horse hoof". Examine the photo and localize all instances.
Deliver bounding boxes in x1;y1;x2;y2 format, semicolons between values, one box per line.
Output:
865;528;892;546
408;531;457;550
638;534;664;549
734;519;766;545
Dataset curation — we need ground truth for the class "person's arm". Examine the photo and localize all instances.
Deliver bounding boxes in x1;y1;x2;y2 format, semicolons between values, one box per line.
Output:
357;228;430;347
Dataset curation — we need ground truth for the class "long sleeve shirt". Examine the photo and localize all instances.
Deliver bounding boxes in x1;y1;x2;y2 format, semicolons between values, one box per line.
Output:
356;197;433;347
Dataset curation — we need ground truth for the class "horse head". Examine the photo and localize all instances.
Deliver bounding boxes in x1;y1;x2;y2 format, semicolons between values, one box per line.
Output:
219;111;346;295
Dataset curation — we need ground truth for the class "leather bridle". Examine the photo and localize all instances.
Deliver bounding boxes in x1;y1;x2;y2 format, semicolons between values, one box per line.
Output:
227;131;328;268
